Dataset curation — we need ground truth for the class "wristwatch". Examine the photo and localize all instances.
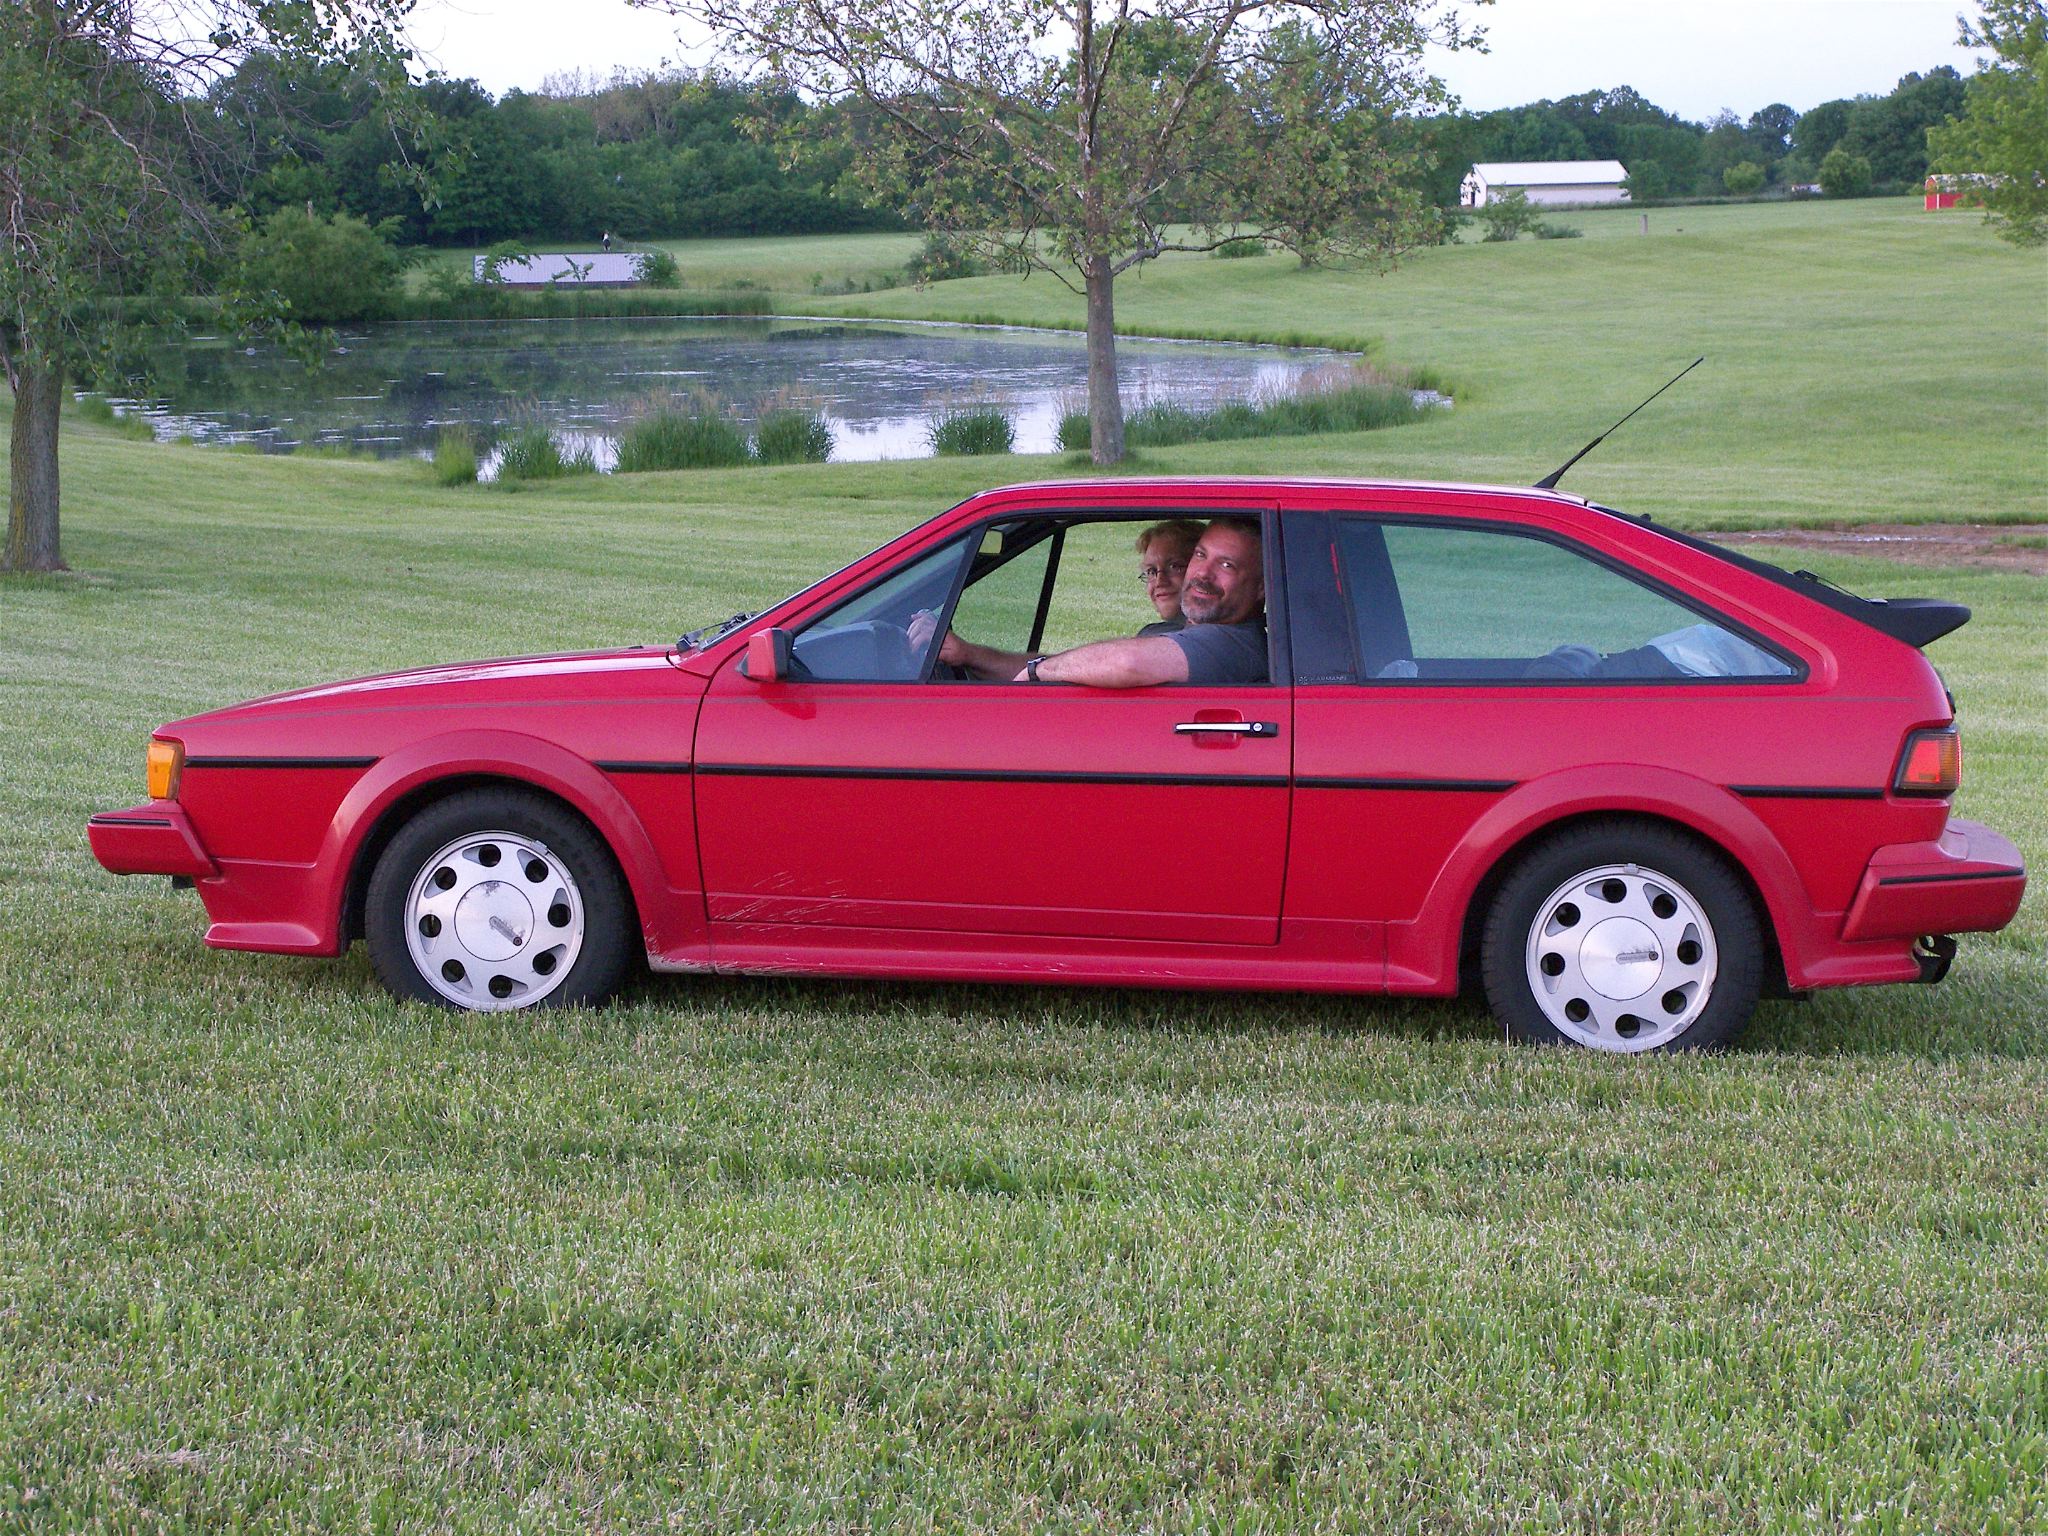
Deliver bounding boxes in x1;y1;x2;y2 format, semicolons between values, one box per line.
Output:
1025;656;1047;683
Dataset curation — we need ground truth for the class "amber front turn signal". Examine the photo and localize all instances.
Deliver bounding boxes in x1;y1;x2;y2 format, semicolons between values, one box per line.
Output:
146;739;185;801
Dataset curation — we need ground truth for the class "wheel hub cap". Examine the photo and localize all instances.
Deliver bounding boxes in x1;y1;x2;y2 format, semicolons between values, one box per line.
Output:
453;881;535;961
1524;862;1719;1052
1579;916;1662;999
402;831;585;1011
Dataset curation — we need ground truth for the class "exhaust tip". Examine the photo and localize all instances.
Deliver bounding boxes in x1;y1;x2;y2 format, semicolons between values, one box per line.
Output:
1913;934;1958;984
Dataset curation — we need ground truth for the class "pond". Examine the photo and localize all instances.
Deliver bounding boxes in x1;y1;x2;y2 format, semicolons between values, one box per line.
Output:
122;315;1363;471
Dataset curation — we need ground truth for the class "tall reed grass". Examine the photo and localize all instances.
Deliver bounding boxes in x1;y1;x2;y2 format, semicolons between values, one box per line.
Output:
929;407;1015;456
432;426;478;485
73;394;158;441
391;287;773;322
1058;365;1426;452
613;412;751;472
493;426;596;482
753;409;835;464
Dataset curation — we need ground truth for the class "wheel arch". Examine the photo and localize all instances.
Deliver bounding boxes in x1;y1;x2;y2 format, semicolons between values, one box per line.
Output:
1451;808;1790;1000
319;732;680;957
1395;765;1810;997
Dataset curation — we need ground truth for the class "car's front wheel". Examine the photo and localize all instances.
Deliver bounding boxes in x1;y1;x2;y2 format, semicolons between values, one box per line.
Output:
365;788;633;1012
1481;822;1764;1052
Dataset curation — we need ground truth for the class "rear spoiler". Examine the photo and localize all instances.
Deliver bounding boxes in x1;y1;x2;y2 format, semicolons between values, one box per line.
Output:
1595;509;1974;649
1846;595;1971;648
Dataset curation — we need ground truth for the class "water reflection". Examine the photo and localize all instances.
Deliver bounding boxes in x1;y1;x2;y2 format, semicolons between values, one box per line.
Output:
126;315;1354;467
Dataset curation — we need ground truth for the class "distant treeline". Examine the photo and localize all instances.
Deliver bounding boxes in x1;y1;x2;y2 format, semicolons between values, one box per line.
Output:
197;58;1968;253
1414;73;1969;203
200;59;899;245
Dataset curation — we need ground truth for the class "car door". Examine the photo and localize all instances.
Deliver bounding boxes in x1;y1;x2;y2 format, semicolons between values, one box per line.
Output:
1281;506;1806;985
691;508;1291;946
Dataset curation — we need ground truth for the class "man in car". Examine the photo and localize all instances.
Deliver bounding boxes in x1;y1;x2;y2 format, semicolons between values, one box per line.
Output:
1020;516;1266;687
919;516;1207;680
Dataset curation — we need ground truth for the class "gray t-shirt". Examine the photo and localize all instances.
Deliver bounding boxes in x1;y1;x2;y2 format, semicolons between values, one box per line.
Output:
1136;617;1186;638
1169;619;1268;685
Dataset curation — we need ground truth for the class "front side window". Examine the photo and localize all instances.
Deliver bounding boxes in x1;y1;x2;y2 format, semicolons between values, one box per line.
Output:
788;534;969;681
1321;518;1796;682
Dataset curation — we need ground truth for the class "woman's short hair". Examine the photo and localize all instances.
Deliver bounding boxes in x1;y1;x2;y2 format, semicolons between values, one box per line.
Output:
1134;518;1204;558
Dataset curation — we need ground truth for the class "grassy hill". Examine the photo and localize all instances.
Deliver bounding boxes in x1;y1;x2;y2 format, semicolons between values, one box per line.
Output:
1;195;2044;1532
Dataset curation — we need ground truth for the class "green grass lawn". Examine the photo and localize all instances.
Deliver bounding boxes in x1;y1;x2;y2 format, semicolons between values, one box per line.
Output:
3;197;2046;1530
805;197;2048;527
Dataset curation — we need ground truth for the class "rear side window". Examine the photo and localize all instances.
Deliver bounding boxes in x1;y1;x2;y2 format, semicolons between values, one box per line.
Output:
1315;517;1796;683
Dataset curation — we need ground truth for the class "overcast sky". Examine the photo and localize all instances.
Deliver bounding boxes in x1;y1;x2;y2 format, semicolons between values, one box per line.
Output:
405;0;1989;122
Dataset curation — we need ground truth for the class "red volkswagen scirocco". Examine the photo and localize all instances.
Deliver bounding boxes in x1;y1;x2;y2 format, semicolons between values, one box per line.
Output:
89;479;2025;1051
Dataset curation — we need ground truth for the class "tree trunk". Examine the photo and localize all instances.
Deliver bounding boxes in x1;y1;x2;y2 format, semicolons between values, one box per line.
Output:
5;364;65;573
1084;260;1125;466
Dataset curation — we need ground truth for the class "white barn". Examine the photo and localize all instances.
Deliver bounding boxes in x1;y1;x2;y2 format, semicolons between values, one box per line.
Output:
1461;161;1631;208
472;252;646;288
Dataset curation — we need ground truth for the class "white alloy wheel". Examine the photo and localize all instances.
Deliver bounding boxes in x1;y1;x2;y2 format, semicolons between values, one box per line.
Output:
403;829;586;1010
1522;862;1719;1053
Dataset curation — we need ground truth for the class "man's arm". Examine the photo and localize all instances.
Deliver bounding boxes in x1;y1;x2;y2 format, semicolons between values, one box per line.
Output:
1021;636;1190;688
906;611;1028;681
945;635;1033;681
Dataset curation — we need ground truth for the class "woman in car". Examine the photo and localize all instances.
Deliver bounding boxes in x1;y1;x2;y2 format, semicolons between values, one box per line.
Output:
1133;518;1202;635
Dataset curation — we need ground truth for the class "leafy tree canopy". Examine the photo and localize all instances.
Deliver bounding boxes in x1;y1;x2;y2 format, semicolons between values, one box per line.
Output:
626;0;1482;461
1929;0;2048;245
2;0;419;571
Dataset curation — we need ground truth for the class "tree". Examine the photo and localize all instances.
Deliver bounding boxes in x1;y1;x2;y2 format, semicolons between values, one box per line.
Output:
1819;146;1874;197
1476;188;1538;240
1722;161;1765;195
239;209;407;324
1792;98;1856;172
1929;0;2048;245
1838;67;1968;183
1745;103;1798;169
1620;162;1670;201
632;0;1481;464
1;0;417;573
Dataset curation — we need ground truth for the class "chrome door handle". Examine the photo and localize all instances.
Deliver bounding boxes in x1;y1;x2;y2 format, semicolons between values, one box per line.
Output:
1174;721;1280;737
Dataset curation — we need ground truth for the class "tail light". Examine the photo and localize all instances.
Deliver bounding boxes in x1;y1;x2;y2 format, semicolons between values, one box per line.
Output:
146;738;185;801
1893;727;1960;797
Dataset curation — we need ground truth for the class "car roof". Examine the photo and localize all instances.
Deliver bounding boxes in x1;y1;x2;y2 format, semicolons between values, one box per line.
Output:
971;476;1596;510
968;478;1966;648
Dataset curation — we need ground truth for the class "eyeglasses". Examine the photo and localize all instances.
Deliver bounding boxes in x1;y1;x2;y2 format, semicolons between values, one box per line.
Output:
1139;558;1189;583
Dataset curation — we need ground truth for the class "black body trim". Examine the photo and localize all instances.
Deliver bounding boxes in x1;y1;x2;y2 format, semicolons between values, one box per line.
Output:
1878;868;2024;887
183;755;377;770
595;760;694;775
88;814;175;827
1297;776;1516;793
1731;785;1887;800
695;762;1287;789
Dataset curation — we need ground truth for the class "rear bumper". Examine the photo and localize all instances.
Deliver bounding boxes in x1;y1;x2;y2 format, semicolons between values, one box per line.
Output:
1841;818;2027;943
87;804;217;880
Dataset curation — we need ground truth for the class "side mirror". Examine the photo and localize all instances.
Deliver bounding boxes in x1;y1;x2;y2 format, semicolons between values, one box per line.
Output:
741;627;794;683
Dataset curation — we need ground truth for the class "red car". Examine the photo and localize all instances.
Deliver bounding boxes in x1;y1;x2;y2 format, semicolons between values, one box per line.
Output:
89;479;2025;1051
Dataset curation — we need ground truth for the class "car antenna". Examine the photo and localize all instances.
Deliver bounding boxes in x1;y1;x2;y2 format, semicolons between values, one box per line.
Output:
1536;357;1704;490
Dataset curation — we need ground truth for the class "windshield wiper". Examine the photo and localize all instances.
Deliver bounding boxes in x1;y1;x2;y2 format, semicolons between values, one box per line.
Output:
677;611;755;652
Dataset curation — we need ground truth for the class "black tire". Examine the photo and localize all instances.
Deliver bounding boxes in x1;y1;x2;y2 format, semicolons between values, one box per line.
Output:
364;787;634;1012
1480;820;1764;1053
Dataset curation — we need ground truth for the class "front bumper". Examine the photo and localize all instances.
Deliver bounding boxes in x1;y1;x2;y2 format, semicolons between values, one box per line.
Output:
1841;817;2027;944
87;804;217;880
88;801;331;955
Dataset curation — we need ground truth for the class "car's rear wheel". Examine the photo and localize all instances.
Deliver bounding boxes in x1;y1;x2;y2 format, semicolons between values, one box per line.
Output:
1481;822;1763;1052
365;788;632;1012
